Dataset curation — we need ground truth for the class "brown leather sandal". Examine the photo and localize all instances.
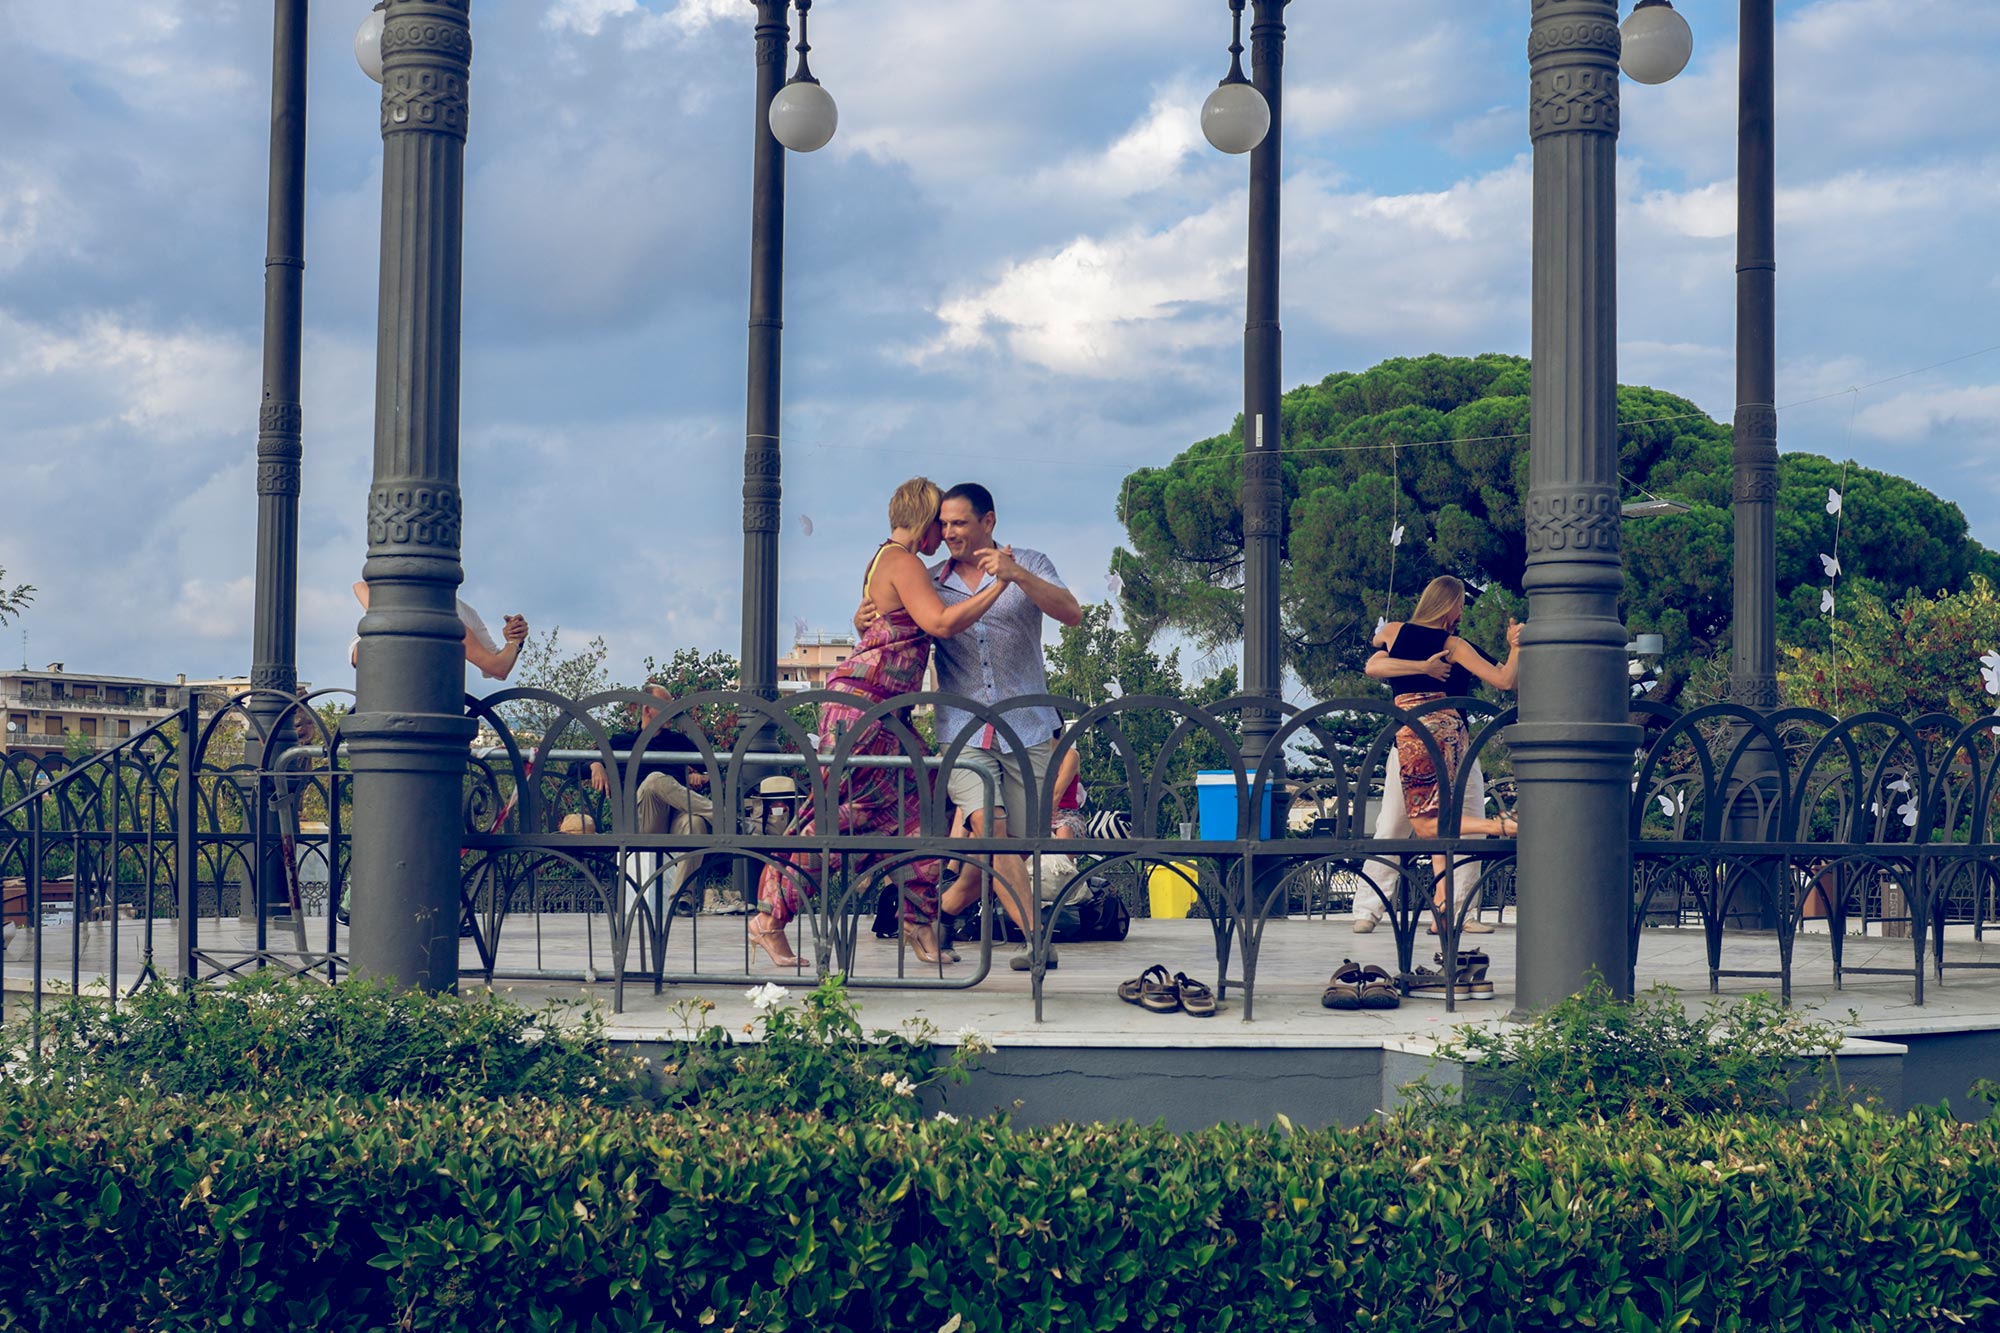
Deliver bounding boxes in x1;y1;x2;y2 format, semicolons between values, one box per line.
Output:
1357;964;1402;1010
1321;960;1366;1011
1120;963;1171;1006
1138;970;1182;1014
1175;972;1218;1018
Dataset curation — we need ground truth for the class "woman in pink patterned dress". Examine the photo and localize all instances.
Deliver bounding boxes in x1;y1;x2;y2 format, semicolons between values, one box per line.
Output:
750;478;1010;967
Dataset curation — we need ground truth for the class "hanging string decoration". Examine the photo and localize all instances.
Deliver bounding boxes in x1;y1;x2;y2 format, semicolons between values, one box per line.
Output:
1821;388;1859;708
1378;445;1402;641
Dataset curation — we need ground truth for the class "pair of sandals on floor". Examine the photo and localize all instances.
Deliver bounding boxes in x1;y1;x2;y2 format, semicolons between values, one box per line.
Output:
1322;948;1493;1008
1118;963;1217;1017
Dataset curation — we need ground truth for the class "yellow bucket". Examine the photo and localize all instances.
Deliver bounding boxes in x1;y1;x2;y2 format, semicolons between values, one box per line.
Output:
1147;861;1199;919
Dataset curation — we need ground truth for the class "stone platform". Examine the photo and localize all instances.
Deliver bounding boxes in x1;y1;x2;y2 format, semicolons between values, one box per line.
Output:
8;913;1997;1127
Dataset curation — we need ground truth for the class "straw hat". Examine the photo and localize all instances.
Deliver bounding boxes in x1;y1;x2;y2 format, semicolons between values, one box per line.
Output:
558;812;596;834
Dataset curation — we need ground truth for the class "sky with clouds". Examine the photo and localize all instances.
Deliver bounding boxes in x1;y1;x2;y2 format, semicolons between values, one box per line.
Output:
2;0;1996;699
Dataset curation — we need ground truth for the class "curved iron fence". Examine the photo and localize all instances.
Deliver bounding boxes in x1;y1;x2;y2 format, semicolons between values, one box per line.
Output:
4;686;1996;1021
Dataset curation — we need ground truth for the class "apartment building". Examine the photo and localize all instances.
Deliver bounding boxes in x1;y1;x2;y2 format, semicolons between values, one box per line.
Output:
0;669;316;757
0;665;177;756
775;632;936;697
777;633;858;693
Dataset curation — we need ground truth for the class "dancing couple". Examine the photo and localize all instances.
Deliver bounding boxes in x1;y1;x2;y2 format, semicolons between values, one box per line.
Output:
748;478;1013;967
1364;575;1522;932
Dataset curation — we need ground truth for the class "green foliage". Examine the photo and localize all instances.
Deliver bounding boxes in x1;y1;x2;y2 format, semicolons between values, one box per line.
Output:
1042;602;1237;816
3;1089;1999;1330
1780;574;2000;719
1425;977;1851;1128
659;975;985;1120
4;971;646;1105
0;564;31;624
1116;353;2000;700
61;729;96;762
504;625;617;744
639;645;748;748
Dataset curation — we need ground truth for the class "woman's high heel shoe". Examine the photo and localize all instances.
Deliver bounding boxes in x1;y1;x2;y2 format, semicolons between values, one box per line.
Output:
748;913;804;968
901;922;954;966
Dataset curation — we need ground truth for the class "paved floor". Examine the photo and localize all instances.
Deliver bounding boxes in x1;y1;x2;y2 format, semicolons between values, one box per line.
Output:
8;909;1997;1049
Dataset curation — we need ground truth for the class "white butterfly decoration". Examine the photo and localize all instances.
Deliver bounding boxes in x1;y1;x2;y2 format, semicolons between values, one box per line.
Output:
1898;798;1920;829
1821;588;1835;615
806;732;822;753
1375;616;1388;638
1389;523;1405;547
1887;777;1912;794
1656;791;1686;819
1106;572;1124;598
1979;649;2000;697
1826;489;1842;516
799;514;815;536
1819;553;1840;578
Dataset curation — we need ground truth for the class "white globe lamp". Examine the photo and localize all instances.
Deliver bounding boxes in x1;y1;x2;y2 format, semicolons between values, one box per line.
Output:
1620;0;1693;85
768;0;836;154
1202;79;1270;155
770;80;837;154
355;5;386;84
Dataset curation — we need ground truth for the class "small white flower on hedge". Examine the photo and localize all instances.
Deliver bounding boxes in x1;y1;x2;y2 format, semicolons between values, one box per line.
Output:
934;1111;959;1124
745;982;788;1012
894;1077;916;1097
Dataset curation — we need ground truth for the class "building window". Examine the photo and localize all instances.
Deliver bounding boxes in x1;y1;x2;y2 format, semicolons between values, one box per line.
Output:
118;720;131;737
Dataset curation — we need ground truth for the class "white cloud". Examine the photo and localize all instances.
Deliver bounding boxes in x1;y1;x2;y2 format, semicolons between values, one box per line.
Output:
1034;82;1206;202
919;207;1242;379
175;577;256;640
544;0;640;38
0;310;255;443
1855;384;2000;442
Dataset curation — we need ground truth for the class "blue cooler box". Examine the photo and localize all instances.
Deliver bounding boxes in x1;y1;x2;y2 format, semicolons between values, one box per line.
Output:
1196;770;1275;840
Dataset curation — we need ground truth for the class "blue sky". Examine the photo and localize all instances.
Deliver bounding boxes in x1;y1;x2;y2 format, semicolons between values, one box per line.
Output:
2;0;1996;697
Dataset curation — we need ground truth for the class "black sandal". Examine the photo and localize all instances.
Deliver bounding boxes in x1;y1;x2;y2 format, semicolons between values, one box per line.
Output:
1398;964;1471;1000
1437;949;1494;998
1119;963;1171;1006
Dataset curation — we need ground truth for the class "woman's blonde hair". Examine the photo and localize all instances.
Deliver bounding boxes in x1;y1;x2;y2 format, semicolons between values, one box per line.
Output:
888;476;942;533
1407;575;1466;629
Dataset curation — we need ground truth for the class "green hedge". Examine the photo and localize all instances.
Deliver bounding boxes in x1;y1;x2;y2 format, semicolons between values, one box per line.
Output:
3;1091;1997;1332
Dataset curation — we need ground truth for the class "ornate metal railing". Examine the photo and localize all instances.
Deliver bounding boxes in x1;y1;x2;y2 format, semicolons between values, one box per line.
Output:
4;685;1996;1022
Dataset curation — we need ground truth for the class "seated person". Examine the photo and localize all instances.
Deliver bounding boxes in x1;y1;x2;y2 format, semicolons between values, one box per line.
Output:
588;683;714;906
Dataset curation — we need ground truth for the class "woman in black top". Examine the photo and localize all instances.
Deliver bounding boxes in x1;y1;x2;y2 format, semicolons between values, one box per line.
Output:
1365;576;1521;923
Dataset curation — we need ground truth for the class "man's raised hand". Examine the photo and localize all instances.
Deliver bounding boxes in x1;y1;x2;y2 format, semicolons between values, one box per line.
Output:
976;544;1020;582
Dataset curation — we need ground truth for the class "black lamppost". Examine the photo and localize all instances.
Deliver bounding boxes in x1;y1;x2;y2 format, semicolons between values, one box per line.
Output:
1512;0;1641;1010
1726;0;1783;924
742;1;836;733
1508;0;1692;1011
1201;0;1286;785
243;0;308;920
346;0;478;991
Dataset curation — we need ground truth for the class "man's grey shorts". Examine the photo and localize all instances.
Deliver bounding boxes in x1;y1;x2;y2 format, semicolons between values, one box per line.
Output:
945;740;1055;835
